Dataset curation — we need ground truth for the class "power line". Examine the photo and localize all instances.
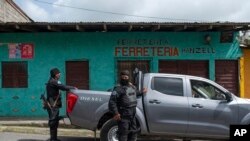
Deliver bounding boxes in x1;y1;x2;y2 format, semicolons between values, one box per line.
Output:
33;0;206;22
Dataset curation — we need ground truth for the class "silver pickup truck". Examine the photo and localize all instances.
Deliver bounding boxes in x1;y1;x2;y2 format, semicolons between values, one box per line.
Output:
66;72;250;141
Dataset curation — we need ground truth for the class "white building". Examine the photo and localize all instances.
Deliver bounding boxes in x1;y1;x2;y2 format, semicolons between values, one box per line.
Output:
0;0;32;22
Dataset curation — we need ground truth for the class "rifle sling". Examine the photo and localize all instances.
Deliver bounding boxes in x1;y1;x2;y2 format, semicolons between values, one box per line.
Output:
52;93;61;108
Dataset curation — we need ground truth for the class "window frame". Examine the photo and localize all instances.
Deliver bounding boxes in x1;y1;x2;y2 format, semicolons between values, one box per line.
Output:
2;61;28;88
151;76;184;97
190;79;227;100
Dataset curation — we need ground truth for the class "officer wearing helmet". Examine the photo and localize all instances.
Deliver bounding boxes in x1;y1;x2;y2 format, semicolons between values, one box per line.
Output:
109;70;141;141
46;68;76;141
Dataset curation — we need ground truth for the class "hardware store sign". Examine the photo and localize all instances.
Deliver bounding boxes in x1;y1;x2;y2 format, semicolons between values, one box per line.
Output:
114;39;215;57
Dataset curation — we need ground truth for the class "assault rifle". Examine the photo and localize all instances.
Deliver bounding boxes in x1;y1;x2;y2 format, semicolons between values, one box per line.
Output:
40;93;52;110
40;93;65;123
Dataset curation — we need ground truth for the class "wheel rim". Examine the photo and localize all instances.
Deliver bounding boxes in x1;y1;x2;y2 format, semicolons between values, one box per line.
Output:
107;125;118;141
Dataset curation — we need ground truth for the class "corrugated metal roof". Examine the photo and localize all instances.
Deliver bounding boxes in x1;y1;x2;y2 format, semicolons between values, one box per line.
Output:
0;22;249;32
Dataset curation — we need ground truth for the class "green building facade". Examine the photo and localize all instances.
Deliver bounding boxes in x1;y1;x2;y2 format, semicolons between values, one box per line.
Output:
0;23;244;117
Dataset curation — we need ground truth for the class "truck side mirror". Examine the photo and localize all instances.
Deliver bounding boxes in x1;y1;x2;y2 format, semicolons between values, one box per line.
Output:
224;92;233;102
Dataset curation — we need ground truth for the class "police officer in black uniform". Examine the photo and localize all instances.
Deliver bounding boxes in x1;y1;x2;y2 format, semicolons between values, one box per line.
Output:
46;68;76;141
109;70;140;141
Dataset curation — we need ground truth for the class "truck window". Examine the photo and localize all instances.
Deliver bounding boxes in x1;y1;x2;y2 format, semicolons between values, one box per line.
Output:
190;80;226;100
152;77;183;96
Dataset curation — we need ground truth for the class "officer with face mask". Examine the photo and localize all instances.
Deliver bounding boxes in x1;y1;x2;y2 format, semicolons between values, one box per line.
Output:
109;70;139;141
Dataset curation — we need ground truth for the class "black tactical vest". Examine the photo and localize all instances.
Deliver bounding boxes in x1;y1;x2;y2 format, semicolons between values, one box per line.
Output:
118;86;137;108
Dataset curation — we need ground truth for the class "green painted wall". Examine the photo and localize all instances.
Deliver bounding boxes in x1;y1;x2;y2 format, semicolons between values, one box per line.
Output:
0;32;241;117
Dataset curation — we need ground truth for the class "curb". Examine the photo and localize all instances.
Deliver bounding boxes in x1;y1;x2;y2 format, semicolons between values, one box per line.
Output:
0;118;100;137
0;125;99;137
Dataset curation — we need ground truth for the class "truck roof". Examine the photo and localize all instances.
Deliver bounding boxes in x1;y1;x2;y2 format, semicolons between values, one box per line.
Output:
144;73;205;80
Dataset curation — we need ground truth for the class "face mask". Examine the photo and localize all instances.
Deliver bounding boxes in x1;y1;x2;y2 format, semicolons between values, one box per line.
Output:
120;79;129;86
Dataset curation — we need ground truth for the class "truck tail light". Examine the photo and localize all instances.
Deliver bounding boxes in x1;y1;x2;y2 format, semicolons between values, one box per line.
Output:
67;92;78;114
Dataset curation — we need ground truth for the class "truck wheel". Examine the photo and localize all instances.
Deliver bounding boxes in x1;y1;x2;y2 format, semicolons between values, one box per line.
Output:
100;119;118;141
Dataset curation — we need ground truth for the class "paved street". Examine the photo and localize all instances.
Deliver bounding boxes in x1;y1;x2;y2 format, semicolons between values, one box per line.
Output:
0;132;221;141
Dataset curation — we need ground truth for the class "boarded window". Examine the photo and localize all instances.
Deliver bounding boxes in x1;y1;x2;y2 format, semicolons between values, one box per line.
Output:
215;60;239;96
2;61;28;88
66;61;89;89
159;60;209;78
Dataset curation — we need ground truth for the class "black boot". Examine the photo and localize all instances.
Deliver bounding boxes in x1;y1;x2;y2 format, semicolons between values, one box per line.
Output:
50;129;60;141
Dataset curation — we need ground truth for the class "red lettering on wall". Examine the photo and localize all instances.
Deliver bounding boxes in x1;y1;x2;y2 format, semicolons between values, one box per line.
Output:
144;47;149;56
164;47;170;56
115;47;121;56
122;47;128;56
129;47;135;56
115;47;179;57
173;48;179;56
137;47;142;56
151;47;156;56
157;47;163;56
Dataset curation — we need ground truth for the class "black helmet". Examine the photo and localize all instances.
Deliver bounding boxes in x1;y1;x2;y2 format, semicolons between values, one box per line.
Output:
120;70;129;76
50;68;60;78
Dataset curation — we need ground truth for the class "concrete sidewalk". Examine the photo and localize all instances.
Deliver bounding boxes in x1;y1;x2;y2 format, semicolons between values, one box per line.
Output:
0;118;98;137
0;119;210;141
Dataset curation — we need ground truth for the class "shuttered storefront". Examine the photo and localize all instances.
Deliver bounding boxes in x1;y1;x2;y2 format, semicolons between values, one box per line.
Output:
66;61;89;89
215;60;239;96
159;60;209;78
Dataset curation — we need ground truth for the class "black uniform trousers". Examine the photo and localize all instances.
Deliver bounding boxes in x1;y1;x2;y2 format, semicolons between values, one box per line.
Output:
118;107;137;141
47;107;60;140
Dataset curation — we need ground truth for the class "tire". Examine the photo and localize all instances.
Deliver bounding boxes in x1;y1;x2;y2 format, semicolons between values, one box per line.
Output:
100;119;118;141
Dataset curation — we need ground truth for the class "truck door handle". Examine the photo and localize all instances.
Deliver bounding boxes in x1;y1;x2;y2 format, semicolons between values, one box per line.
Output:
149;99;161;104
192;104;203;108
